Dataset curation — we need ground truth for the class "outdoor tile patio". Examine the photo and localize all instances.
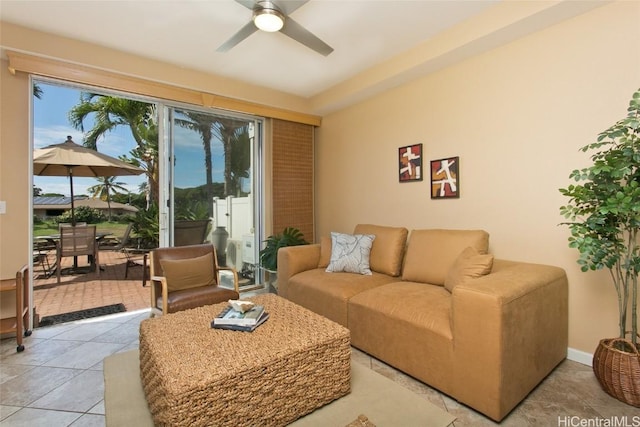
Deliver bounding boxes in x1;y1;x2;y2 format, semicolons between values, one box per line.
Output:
32;248;150;321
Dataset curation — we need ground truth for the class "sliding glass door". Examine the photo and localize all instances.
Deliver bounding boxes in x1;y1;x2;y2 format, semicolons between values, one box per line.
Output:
166;107;262;290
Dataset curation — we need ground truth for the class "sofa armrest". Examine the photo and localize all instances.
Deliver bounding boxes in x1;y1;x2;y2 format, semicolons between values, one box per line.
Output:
451;259;568;421
277;244;321;298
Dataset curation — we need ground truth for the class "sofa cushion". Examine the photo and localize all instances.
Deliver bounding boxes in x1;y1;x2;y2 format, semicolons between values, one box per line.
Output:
353;224;408;277
326;232;375;275
402;229;489;286
160;252;216;292
287;269;397;326
348;281;454;393
444;246;494;292
318;236;332;268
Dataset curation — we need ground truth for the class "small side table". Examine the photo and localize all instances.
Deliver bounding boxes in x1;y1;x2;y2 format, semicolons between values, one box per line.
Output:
0;265;32;352
122;248;149;287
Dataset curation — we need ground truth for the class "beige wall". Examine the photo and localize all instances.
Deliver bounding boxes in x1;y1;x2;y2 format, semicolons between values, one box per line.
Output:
315;1;640;354
0;59;30;279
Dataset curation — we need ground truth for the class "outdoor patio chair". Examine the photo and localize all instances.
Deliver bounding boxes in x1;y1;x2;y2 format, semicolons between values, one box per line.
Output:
59;222;86;229
33;239;56;278
174;220;210;246
149;243;239;316
56;224;100;284
99;223;134;250
122;247;150;286
98;223;144;279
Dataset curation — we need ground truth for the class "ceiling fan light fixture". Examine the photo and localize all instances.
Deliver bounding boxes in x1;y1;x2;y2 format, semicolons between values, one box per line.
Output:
218;0;333;56
253;8;284;32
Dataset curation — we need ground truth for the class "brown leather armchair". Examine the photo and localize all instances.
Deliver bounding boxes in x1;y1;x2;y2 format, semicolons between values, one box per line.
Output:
149;243;240;315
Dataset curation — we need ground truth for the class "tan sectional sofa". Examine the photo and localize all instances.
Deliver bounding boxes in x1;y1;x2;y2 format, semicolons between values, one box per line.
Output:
278;224;568;421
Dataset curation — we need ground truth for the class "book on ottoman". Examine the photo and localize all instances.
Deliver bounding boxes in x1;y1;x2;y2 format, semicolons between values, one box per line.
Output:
211;311;269;332
213;304;265;326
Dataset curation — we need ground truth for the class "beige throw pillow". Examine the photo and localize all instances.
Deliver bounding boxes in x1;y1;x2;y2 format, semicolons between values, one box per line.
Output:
160;252;216;292
353;224;408;277
444;246;494;292
402;229;489;285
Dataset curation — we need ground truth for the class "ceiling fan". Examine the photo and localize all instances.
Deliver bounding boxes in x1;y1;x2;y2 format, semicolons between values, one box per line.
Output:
217;0;334;56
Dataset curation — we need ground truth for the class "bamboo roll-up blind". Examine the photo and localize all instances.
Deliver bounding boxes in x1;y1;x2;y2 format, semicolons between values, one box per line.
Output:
271;119;314;243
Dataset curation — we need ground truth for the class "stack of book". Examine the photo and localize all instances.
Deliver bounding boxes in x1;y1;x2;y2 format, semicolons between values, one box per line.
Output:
211;301;269;332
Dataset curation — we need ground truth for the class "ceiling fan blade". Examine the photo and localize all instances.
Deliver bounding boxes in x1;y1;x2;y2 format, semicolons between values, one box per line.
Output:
272;0;309;16
217;21;258;52
234;0;255;10
280;17;333;56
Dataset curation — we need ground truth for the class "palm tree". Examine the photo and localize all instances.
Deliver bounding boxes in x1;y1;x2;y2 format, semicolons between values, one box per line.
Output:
174;111;218;216
212;118;249;195
174;112;252;212
137;181;151;209
228;126;251;195
87;176;129;221
33;83;43;99
68;94;159;204
118;109;158;209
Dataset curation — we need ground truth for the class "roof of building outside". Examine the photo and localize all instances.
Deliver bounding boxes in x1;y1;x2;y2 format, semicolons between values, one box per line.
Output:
34;196;138;212
34;196;81;205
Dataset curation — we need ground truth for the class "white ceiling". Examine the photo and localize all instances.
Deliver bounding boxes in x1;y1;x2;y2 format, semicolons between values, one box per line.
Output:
0;0;606;109
0;0;500;98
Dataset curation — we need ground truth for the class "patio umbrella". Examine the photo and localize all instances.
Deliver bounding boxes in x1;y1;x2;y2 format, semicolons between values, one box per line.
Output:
33;136;144;224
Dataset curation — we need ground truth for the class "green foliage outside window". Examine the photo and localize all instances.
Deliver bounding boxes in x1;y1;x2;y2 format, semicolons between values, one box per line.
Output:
56;206;105;224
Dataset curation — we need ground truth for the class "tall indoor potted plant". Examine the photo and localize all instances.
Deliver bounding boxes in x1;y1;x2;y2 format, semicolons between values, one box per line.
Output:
559;88;640;407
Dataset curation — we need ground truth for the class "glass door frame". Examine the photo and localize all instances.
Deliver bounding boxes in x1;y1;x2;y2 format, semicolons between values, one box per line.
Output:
160;103;265;285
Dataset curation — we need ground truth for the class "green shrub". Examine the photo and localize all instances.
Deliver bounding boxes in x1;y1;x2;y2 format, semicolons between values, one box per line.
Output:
131;204;159;249
56;206;105;224
175;201;210;220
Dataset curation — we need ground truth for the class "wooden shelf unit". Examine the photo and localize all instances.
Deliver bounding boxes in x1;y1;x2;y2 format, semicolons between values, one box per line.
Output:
0;265;31;352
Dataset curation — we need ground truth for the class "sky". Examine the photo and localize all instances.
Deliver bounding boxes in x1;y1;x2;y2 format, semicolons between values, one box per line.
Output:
33;82;145;197
172;115;226;189
33;81;241;198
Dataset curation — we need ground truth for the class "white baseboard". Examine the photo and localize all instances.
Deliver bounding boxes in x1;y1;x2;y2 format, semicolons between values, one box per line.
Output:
567;347;592;366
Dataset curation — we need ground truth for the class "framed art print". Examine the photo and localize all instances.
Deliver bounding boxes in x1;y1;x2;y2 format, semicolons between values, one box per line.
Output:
399;144;423;182
430;156;459;199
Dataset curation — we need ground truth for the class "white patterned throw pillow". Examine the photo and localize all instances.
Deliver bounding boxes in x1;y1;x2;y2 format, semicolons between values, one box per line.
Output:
326;232;375;275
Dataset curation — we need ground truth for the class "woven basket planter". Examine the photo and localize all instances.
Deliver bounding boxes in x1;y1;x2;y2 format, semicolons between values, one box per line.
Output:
592;337;640;407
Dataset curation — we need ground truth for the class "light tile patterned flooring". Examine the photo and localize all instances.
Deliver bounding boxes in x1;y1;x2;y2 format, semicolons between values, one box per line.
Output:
1;311;635;427
0;250;637;426
0;309;147;427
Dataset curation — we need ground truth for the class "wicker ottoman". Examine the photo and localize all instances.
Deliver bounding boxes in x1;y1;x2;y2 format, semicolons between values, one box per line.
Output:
139;293;351;427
